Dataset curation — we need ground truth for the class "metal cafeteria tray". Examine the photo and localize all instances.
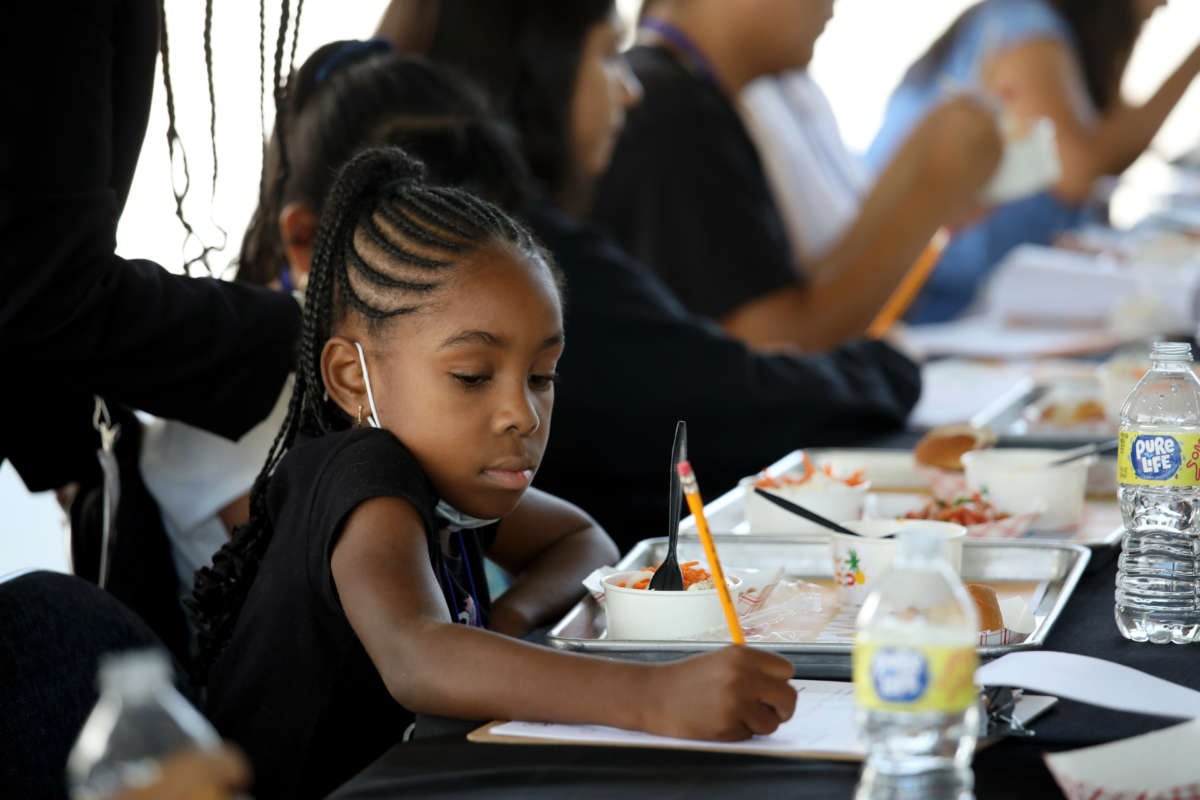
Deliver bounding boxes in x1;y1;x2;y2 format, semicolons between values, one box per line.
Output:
970;375;1118;446
681;448;1121;546
546;535;1091;679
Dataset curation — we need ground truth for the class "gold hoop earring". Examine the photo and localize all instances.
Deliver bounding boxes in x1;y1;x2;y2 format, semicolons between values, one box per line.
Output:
356;404;364;427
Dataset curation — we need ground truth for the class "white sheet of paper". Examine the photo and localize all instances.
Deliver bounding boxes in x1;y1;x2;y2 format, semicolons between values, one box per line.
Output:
909;359;1035;429
976;651;1200;719
489;679;1054;758
904;315;1125;360
1044;718;1200;798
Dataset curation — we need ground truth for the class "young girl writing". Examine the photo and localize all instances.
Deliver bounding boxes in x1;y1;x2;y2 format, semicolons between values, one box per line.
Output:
190;146;797;798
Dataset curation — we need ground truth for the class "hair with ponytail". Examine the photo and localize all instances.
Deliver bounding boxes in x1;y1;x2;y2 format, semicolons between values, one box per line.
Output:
190;143;554;680
237;42;531;286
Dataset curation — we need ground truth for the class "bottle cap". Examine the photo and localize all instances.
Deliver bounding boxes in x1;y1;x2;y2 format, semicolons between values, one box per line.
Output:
1150;341;1192;363
98;648;173;699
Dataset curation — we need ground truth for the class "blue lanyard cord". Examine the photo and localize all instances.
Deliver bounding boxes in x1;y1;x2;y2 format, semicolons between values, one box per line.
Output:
458;530;484;627
639;17;718;86
439;530;484;628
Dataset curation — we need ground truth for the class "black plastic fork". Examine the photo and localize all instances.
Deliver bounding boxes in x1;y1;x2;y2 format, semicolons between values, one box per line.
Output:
648;420;687;591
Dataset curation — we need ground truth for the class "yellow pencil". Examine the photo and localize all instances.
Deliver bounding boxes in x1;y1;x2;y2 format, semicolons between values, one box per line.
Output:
676;460;745;644
866;226;951;339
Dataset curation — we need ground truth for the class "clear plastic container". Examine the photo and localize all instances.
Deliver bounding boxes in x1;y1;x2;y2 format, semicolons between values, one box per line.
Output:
853;529;980;800
66;648;220;800
1115;340;1200;643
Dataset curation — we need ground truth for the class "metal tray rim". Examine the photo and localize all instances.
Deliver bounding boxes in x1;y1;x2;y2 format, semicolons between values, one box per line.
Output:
546;536;1091;667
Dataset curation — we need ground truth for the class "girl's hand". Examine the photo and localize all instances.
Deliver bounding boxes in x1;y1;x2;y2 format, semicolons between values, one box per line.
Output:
639;646;797;741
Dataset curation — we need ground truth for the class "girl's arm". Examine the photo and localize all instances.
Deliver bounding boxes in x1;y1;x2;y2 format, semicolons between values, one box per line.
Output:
485;487;619;638
986;37;1200;202
331;496;797;740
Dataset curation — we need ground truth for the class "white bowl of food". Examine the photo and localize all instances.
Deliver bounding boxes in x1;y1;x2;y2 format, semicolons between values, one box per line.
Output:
602;569;742;641
743;463;870;534
961;448;1093;531
830;519;967;608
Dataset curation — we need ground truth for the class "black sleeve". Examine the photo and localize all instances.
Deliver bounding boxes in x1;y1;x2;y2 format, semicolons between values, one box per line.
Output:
293;430;440;609
528;208;919;541
0;1;300;464
592;73;798;320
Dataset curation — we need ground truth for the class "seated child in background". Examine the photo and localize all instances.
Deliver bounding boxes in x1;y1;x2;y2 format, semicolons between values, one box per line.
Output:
189;146;797;798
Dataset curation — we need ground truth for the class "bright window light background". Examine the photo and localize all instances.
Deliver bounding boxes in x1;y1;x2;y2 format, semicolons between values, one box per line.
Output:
4;0;1199;574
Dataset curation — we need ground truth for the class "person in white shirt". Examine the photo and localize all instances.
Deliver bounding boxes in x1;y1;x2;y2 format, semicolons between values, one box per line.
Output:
740;67;1000;297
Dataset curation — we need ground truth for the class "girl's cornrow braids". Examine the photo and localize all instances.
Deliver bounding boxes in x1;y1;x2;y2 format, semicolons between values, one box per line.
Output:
376;202;468;253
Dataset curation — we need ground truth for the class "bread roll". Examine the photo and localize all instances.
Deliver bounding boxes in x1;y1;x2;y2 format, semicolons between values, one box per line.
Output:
966;583;1004;632
913;424;997;471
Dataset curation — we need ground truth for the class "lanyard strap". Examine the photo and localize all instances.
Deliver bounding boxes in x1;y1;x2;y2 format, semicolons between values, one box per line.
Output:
639;17;719;86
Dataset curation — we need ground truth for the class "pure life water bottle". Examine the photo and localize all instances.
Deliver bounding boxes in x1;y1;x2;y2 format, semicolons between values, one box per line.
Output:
853;528;980;800
1116;340;1200;643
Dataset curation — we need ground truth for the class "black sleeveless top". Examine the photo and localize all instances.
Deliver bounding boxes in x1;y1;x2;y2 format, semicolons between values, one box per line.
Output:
205;428;496;799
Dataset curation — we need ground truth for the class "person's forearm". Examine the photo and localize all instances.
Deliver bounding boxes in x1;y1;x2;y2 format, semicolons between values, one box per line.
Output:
377;621;650;727
723;100;1001;351
1061;46;1200;197
490;525;617;637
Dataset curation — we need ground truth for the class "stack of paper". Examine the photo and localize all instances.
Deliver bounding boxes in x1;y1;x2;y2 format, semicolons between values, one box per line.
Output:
980;243;1200;330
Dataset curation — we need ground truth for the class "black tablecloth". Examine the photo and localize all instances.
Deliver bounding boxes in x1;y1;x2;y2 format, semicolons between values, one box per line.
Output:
330;545;1194;799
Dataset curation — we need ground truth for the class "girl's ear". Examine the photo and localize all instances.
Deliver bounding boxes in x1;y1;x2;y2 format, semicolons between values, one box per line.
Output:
279;202;318;289
322;336;369;421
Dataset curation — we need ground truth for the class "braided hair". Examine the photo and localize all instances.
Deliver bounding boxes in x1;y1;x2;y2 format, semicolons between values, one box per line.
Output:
189;145;554;680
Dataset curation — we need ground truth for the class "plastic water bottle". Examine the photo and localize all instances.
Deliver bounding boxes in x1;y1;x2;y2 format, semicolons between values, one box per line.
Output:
1116;340;1200;643
853;529;980;800
66;648;220;799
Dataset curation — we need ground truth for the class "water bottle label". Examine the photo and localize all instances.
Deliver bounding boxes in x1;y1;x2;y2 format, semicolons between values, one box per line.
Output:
853;644;978;713
1118;431;1200;486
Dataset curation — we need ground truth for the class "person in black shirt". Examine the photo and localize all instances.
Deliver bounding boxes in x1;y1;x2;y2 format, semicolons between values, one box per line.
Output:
2;1;301;494
191;142;798;798
590;0;998;352
376;0;922;551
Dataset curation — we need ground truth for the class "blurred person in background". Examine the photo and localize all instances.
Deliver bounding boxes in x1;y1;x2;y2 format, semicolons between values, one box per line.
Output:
869;0;1200;323
376;0;922;551
588;0;1000;352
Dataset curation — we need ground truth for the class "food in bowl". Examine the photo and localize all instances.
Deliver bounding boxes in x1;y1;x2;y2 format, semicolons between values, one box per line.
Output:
960;448;1092;531
1036;398;1107;426
902;491;1038;539
615;561;713;591
830;519;966;607
602;569;742;640
744;454;870;534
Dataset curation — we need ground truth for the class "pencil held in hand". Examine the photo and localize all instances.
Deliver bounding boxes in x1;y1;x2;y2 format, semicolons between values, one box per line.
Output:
866;227;951;338
676;460;745;644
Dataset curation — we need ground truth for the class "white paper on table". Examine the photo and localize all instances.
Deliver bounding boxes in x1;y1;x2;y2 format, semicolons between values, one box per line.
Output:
980;243;1200;329
488;679;1054;759
976;651;1200;719
904;315;1127;360
909;358;1035;430
1044;718;1200;799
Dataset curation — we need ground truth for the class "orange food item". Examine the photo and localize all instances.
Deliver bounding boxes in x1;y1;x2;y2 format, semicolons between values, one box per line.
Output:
752;453;867;489
1039;399;1107;426
617;561;713;591
913;425;997;471
966;583;1004;632
903;492;1011;526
